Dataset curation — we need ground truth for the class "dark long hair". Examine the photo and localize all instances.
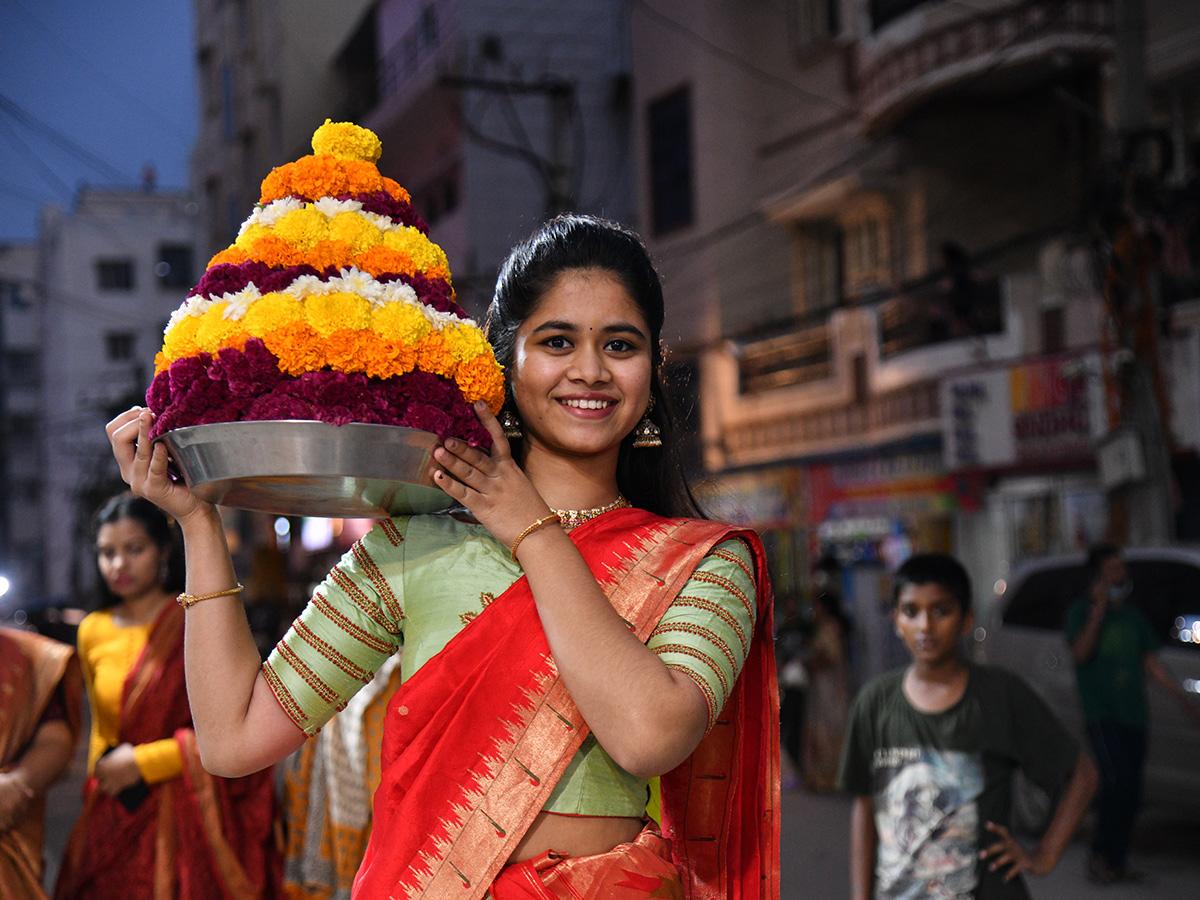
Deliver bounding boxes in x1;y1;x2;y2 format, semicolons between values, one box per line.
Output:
485;214;701;518
93;492;185;608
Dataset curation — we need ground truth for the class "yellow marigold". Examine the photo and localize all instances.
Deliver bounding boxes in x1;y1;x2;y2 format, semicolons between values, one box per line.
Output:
235;223;271;250
195;304;245;354
355;245;415;277
305;292;372;338
218;331;250;353
455;355;506;412
208;246;249;268
328;211;384;254
382;228;449;273
240;292;306;335
162;315;203;361
364;338;417;379
306;239;355;272
262;323;326;376
311;120;382;163
415;331;458;378
272;206;330;250
371;303;431;344
380;176;411;204
246;234;305;268
442;323;493;362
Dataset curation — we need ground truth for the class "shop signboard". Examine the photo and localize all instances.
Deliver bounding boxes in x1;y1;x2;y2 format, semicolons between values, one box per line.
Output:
941;352;1106;471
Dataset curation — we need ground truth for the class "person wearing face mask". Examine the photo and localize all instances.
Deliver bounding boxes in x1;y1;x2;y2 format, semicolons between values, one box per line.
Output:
1065;543;1200;885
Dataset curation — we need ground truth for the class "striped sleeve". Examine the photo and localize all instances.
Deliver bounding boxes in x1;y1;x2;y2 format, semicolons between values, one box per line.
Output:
262;519;406;736
647;538;757;731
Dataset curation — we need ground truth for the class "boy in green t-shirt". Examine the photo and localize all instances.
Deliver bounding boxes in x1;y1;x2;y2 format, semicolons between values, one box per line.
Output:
838;554;1097;900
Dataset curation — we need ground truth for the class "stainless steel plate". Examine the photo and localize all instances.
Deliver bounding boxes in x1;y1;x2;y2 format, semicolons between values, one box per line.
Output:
159;420;454;518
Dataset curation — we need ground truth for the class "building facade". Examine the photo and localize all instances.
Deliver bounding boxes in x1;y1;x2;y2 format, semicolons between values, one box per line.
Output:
37;188;198;601
631;0;1200;681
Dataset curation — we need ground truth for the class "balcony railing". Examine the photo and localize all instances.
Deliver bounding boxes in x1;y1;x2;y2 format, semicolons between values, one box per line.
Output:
857;0;1112;126
879;275;1003;358
737;322;833;393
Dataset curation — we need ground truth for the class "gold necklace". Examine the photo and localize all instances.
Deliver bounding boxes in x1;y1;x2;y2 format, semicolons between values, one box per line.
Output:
552;494;630;531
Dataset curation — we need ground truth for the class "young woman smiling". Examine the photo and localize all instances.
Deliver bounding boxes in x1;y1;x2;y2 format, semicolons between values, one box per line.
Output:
106;215;779;900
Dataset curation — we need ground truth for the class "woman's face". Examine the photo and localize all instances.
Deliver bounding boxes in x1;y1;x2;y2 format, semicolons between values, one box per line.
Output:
96;518;167;601
509;268;652;469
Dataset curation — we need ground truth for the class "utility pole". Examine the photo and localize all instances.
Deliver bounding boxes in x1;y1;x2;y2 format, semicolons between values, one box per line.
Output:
1099;0;1175;546
441;75;576;218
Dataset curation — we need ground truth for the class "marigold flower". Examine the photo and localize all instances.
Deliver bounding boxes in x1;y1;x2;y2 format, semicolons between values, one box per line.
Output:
415;332;458;378
356;245;416;277
263;323;327;375
272;206;330;250
246;234;305;268
371;303;431;344
443;323;493;362
364;338;417;379
208;246;250;268
235;223;271;249
311;120;382;162
328;211;384;254
240;292;306;335
195;304;247;354
305;291;372;338
162;315;203;361
455;355;506;411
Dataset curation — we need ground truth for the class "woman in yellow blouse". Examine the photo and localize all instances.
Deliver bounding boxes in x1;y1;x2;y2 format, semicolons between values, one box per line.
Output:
54;494;283;900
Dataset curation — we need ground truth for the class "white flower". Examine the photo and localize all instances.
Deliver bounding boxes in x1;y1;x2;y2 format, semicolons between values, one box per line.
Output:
254;197;305;227
315;196;361;217
220;284;262;320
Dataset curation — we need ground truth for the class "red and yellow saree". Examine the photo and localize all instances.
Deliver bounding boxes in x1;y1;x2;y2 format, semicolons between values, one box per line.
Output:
0;628;83;900
54;603;283;900
353;508;779;900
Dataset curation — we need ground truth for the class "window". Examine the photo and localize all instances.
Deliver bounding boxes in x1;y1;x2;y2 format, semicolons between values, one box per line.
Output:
4;349;38;387
791;0;840;52
799;223;843;313
156;244;194;288
105;332;136;361
648;88;694;235
843;214;890;297
7;414;37;441
97;260;134;290
870;0;925;32
222;65;236;139
0;278;30;308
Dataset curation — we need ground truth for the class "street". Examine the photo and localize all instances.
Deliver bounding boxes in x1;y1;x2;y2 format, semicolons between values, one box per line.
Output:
41;737;1200;898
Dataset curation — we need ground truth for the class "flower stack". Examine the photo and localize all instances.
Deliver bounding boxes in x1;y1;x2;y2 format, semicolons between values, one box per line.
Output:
146;121;504;447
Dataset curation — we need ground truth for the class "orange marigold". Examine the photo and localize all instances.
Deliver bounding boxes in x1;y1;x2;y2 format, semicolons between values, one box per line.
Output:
262;323;326;376
323;329;374;374
246;234;305;268
355;245;416;278
364;338;417;379
455;355;506;411
306;239;355;272
208;246;250;268
380;176;411;204
415;332;458;378
154;351;169;375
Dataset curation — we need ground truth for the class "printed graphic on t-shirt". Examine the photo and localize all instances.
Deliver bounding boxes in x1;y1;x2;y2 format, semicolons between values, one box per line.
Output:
872;747;983;900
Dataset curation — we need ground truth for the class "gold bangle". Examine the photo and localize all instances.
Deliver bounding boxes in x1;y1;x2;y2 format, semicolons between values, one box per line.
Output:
176;582;245;609
510;514;561;561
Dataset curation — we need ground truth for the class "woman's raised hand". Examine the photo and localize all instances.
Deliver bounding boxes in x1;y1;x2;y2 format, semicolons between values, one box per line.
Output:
106;407;211;525
432;401;552;548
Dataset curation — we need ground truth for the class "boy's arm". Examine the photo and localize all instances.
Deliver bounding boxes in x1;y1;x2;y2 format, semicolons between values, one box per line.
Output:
980;750;1098;880
849;794;877;900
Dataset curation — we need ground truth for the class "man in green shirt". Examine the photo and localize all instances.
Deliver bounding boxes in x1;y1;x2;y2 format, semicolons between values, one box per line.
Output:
1065;543;1200;885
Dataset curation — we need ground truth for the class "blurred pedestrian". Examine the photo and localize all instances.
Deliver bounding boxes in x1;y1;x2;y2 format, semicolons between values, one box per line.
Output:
1066;542;1200;885
281;654;402;900
0;626;82;900
839;553;1096;900
775;594;808;790
53;493;284;900
802;590;851;792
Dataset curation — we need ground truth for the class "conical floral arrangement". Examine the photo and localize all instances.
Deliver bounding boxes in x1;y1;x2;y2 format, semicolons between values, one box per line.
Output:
146;120;504;447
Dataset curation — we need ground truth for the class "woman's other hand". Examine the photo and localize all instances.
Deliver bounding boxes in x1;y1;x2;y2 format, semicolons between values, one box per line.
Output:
94;743;145;797
106;407;211;525
432;402;552;548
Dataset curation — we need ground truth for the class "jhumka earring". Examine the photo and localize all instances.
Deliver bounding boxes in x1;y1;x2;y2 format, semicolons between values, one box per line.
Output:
632;396;662;448
500;408;524;440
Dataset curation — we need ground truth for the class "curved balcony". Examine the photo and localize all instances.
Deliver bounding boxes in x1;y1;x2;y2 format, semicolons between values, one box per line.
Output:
856;0;1112;133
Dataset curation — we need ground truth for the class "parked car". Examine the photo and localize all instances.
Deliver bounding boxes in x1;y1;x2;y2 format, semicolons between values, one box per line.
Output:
975;546;1200;825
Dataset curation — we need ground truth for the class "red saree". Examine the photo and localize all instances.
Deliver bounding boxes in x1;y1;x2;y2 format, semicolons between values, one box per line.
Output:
353;508;779;900
0;628;83;900
54;603;284;900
